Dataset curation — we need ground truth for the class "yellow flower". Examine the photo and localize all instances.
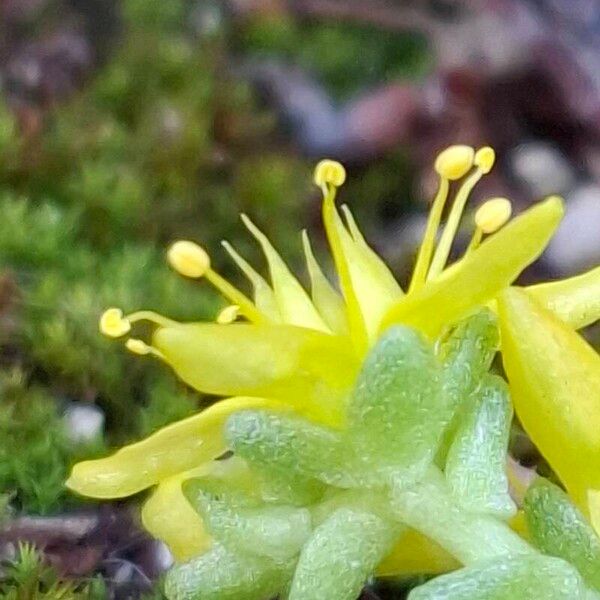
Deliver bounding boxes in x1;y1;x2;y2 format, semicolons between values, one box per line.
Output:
67;145;598;567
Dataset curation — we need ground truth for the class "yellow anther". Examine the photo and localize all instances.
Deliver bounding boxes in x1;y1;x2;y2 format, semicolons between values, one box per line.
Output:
167;240;210;279
99;308;131;338
434;145;475;181
216;304;240;324
475;197;512;234
474;146;495;174
125;338;152;355
314;159;346;188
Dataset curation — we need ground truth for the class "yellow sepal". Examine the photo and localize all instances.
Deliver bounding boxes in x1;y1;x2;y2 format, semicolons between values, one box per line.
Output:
377;528;459;577
67;396;285;498
498;287;600;509
142;466;214;562
527;265;600;330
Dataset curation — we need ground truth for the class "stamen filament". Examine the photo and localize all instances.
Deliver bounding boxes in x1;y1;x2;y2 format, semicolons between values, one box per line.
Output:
409;177;450;293
205;268;266;324
427;169;484;281
125;338;165;359
126;311;180;329
465;227;484;255
216;304;240;324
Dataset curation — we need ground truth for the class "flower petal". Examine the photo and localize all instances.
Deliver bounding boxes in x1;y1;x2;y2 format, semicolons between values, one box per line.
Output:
221;241;281;321
301;231;348;335
498;287;600;508
323;198;402;347
241;215;329;332
142;467;213;562
527;265;600;329
66;396;285;498
376;529;459;577
152;323;359;425
381;196;564;338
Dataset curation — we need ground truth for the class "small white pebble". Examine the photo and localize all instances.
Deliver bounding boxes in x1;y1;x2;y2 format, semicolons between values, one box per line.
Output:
63;403;105;443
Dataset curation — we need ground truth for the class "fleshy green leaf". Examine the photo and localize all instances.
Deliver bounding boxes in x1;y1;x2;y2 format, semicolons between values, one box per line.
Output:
525;478;600;591
408;555;588;600
164;543;290;600
445;375;516;519
288;508;396;600
185;478;312;562
348;326;446;476
225;410;358;487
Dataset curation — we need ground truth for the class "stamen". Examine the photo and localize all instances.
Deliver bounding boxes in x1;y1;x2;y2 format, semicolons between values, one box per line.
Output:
126;310;179;329
167;240;210;279
409;146;475;293
434;145;475;181
427;146;496;280
465;197;512;255
216;304;240;324
125;338;164;359
475;197;512;234
409;178;450;293
474;146;495;174
314;159;347;189
204;269;266;324
166;240;265;324
99;308;131;338
318;162;367;348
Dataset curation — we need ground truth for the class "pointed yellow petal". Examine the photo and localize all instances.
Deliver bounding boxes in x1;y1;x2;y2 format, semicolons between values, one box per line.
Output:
301;231;348;335
323;199;402;346
240;215;329;332
152;323;359;426
381;197;564;338
322;191;367;349
377;528;459;577
377;510;528;577
498;287;600;509
221;241;281;321
527;265;600;329
66;396;285;498
340;205;404;298
142;466;213;562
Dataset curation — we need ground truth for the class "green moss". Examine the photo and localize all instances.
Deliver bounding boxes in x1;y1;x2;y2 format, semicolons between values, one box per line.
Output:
0;543;108;599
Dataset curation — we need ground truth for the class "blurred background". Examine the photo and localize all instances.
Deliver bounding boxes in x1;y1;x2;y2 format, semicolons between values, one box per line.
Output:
0;0;599;597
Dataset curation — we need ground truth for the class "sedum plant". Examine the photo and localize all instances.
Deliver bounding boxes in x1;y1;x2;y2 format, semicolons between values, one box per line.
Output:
68;146;600;598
